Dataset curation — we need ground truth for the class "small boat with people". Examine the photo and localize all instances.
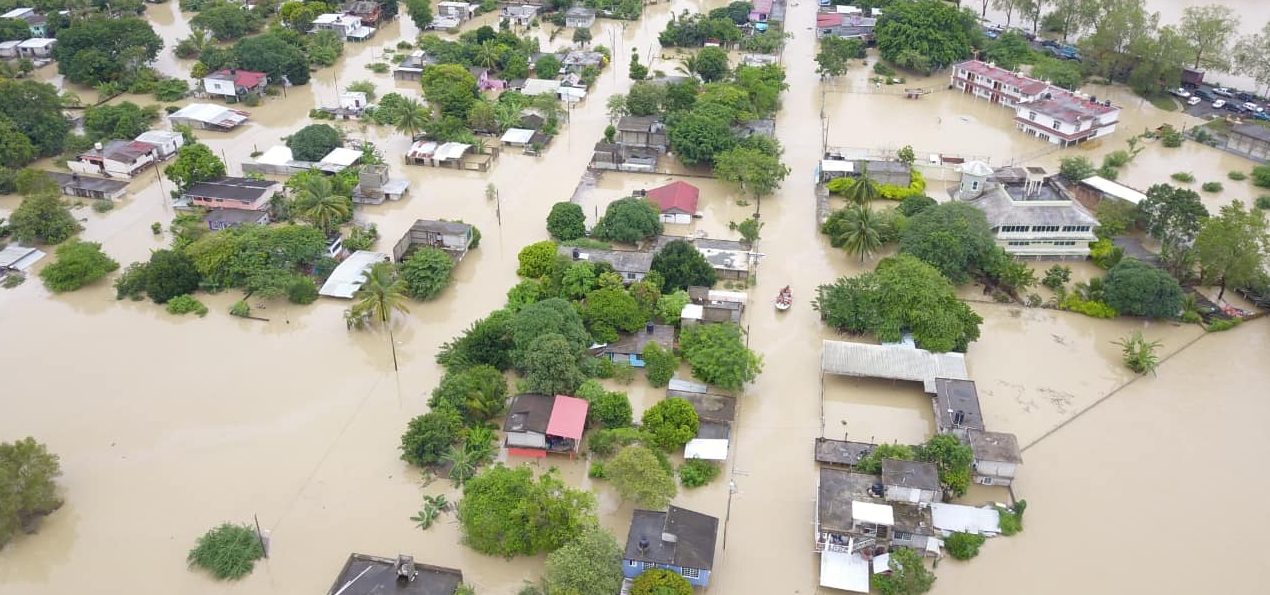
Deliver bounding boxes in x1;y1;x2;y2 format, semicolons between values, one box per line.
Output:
776;285;792;311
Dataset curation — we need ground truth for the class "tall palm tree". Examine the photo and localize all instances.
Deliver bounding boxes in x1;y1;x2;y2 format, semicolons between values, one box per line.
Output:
474;41;501;69
844;165;880;206
346;262;410;369
676;54;700;80
395;98;430;140
839;205;884;262
443;443;477;487
292;175;351;233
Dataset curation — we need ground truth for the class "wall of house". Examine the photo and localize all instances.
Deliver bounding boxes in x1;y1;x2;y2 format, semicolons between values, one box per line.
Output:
622;561;710;587
191;194;269;211
885;486;938;504
892;531;933;551
660;213;692;225
505;431;546;449
973;460;1017;485
205;78;237;96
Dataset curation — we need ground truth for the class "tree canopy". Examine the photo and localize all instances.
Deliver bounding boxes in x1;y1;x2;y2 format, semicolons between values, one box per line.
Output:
287;124;342;162
422;64;479;120
547;202;587;241
54;17;162;85
511;298;591;367
605;445;678;508
651;240;718;292
1140;183;1209;249
428;365;508;424
692;46;730;82
543;525;625;595
521;333;587;395
1194;201;1269;301
517;240;560;278
8;192;79;245
83;102;159;143
165;143;226;194
899;201;997;284
875;0;978;73
871;547;935;595
592;197;663;244
143;249;202;304
400;407;464;467
0;437;62;548
816;36;866;77
813;254;983;352
678;323;762;391
187;523;266;580
1103;259;1184;319
0;80;72;158
437;309;516;371
632;569;694;595
640;398;700;451
39;240;119;293
581;286;649;343
457;465;596;556
915;433;973;497
714;146;790;201
401;247;456;300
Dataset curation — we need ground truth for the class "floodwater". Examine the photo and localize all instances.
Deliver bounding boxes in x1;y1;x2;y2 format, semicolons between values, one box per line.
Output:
2;2;1269;594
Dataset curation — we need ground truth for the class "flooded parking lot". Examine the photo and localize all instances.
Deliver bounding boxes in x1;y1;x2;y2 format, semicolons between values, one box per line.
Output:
2;1;1269;594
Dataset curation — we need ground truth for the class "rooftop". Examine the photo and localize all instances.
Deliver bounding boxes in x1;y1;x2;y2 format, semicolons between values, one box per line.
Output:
961;178;1098;229
1079;176;1147;205
1022;90;1118;123
325;553;463;595
45;171;129;194
564;6;595;17
968;429;1023;464
953;59;1049;96
667;376;708;394
204;209;267;227
933;378;985;433
814;437;876;467
601;324;674;356
624;506;718;570
205;68;267;89
81;139;154;163
504;394;554;434
880;459;941;492
667;391;736;423
545;395;588;440
169;103;250;128
557;246;654;274
820;340;969;393
406;219;473;236
182;177;277;203
617;115;663;132
319;250;389;298
817;467;885;534
646;181;700;214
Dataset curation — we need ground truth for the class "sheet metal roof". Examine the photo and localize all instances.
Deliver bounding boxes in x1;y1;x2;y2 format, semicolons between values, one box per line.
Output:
684;438;728;460
931;503;1002;535
821;340;969;393
851;500;894;526
320;147;362;167
1080;175;1147;205
624;506;718;570
546;395;588;440
500;128;534;144
318;251;389;298
647;181;699;214
0;245;45;271
169;103;249;128
819;550;870;593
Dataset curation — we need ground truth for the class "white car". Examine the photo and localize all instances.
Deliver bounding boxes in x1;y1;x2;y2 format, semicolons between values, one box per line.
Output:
1188;96;1202;106
1243;101;1263;112
1214;87;1235;98
1170;87;1191;98
1213;99;1227;109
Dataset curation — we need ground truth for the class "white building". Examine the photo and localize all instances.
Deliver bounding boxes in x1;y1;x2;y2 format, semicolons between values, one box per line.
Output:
133;130;186;160
968;430;1022;487
955;161;1098;258
16;37;55;59
202;68;268;100
67;140;159;179
950;60;1050;109
312;13;373;40
952;59;1120;146
168;103;250;131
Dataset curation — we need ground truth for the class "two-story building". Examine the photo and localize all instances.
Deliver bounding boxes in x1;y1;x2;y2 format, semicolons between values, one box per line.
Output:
623;506;718;588
202;69;268;101
955;162;1098;258
564;6;595;28
66;140;159;179
392;219;476;262
1014;90;1120;146
181;177;281;213
615;115;668;152
950;60;1050;108
312;13;374;40
968;429;1023;486
1;8;46;37
500;4;538;26
503;394;588;458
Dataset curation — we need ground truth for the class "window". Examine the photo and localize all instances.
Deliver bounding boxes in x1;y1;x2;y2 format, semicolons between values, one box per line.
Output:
1052;119;1062;129
1055;241;1076;246
682;567;701;579
1061;225;1090;232
1028;111;1037;121
640;561;654;570
1007;241;1031;246
1000;225;1028;233
1033;225;1060;233
971;180;980;191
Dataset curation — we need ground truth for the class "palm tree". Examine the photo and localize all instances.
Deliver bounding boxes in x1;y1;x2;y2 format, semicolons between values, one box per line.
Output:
844;165;880;206
292;175;351;233
474;41;501;69
395;98;430;140
443;443;477;487
346;262;410;370
493;102;521;131
839;205;884;262
676;54;700;80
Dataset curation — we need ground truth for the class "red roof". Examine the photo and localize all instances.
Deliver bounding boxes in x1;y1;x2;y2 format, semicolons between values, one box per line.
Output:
546;395;588;440
646;181;700;215
954;60;1049;96
816;13;843;27
209;69;267;90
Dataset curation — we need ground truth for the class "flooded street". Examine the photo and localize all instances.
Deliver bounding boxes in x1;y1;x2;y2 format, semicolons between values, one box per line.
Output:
2;1;1270;594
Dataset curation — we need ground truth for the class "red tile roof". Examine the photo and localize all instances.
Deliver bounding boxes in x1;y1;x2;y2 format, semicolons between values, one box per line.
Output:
546;395;588;440
817;13;843;27
954;60;1049;95
209;69;267;89
1024;90;1119;123
646;181;700;214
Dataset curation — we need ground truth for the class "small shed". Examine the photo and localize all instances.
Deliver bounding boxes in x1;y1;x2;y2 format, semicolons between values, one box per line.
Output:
393;219;475;262
504;394;588;457
930;502;1001;536
318;250;390;298
500;128;535;146
0;245;46;272
880;459;941;504
968;429;1022;486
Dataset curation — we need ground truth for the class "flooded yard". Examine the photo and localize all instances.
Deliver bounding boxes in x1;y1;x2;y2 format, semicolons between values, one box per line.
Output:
2;1;1269;594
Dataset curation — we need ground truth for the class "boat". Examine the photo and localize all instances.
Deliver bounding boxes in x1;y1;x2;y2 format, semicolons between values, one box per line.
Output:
776;286;792;311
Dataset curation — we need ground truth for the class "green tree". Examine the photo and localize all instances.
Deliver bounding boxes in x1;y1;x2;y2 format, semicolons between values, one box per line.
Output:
817;36;865;77
605;445;678;508
0;438;62;548
572;27;592;46
632;568;693;595
0;18;30;42
1179;4;1239;71
457;465;596;556
642;342;678;388
0;80;72;157
1103;259;1184;319
142;249;202;304
1030;55;1084;90
641;398;699;451
828;205;884;262
82;102;158;142
165;143;226;194
899;202;997;284
582;287;648;343
561;262;598;300
291;174;352;233
692;46;730;82
54;17;162;85
400;407;464;467
1234;23;1270;96
678;323;761;391
714;147;790;202
588;389;633;428
855;443;916;474
732;217;763;245
345;262;411;369
1193;201;1269;300
517;240;560;278
871;547;935;595
627;81;667;116
666;103;736;165
9;193;79;245
981;30;1034;70
543;525;625;595
429;365;508;423
0;117;37;168
875;0;977;72
898;195;937;217
401;247;456;300
394;97;431;139
522;333;587;395
1141;184;1209;249
39;240;119;292
592;197;663;244
404;0;432;31
437;309;516;371
423;64;479;119
511;298;591;364
547;202;587;241
655;290;692;325
916;433;974;497
191;1;262;41
814;254;983;352
287;124;342;162
234;32;311;85
651;240;717;292
187;523;265;580
945;532;986;560
535;53;562;78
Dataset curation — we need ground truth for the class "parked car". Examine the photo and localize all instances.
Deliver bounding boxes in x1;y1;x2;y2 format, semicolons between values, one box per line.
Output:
1169;87;1191;98
1254;110;1270;121
1242;101;1263;112
1237;91;1259;102
1214;87;1235;98
1213;99;1227;109
1227;102;1249;114
1188;96;1202;106
1196;88;1216;101
1040;39;1060;49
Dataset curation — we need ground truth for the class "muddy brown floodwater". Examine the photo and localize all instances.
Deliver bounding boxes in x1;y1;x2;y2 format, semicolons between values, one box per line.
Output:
2;1;1269;594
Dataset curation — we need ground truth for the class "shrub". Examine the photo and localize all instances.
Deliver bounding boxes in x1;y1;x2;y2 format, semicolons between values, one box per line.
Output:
401;247;455;300
1059;294;1117;318
230;300;251;317
586;427;646;457
517;241;559;278
368;62;389;73
1205;318;1241;332
187;523;265;580
998;500;1027;536
1103;259;1184;319
1252;165;1270;187
1042;265;1071;291
1228;170;1247;181
590;390;633;428
1089;238;1123;269
151;222;163;235
1256;196;1270;210
400;407;463;467
1159;125;1184;147
286;276;318;304
1170;172;1195;183
642;343;677;388
1096;164;1119;180
1201;181;1223;193
631;568;692;595
588;461;606;478
898;194;937;217
2;272;24;288
113;262;149;300
1059;156;1095;181
872;62;895;77
945;532;986;560
39;241;119;292
166;294;208;317
1102;150;1131;169
92;200;114;213
679;458;720;488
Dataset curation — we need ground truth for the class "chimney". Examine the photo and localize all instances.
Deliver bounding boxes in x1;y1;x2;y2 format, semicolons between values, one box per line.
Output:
638;537;649;553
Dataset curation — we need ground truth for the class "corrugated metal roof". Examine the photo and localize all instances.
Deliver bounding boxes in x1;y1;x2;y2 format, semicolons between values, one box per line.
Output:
1080;175;1146;205
318;250;389;298
546;395;588;440
821;340;968;393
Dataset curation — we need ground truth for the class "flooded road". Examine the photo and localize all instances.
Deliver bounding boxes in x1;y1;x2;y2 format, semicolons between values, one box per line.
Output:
2;2;1270;594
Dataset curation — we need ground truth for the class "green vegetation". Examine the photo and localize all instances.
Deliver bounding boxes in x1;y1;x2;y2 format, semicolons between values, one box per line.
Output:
401;247;455;300
1042;265;1072;291
817;36;866;77
1103;259;1184;319
651;239;717;291
39;241;118;293
1171;172;1195;183
400;407;464;467
592;197;663;244
187;523;265;580
1201;181;1223;193
642;343;678;388
915;433;973;497
0;438;62;548
605;445;677;508
1059;156;1095;181
1193;201;1270;301
287;124;342;162
543;525;625;595
517;241;559;278
678;323;762;391
428;365;508;425
54;17;162;86
547;202;587;241
640;398;699;451
1228;170;1248;181
411;494;448;530
165;294;209;317
631;569;693;595
1114;331;1162;375
875;0;977;74
870;547;935;595
8;192;79;245
945;532;986;560
166;143;227;194
997;500;1027;536
577;381;633;428
679;458;721;488
898;202;996;284
457;465;596;556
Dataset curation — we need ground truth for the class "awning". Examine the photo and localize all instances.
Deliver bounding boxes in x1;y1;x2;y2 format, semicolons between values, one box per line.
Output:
819;550;870;592
684;439;728;461
851;501;894;526
871;553;891;574
546;395;588;440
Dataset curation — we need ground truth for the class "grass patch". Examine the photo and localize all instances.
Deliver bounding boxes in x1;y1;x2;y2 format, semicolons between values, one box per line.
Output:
187;523;265;580
1228;170;1248;181
166;294;208;317
1146;95;1178;111
1171;172;1195;183
1201;181;1224;193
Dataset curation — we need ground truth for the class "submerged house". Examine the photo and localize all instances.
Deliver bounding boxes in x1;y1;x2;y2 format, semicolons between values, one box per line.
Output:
313;13;374;41
694;238;754;281
595;323;674;367
168;103;250;131
968;429;1023;487
180;177;281;213
933;377;985;439
392;219;475;262
45;171;128;201
680;286;744;325
325;553;463;595
815;12;876;41
133;130;185;160
645;181;698;224
394;50;438;81
503;394;588;457
500;4;538;26
351;164;410;205
557;245;653;283
623;505;719;587
202;68;268;101
319;250;391;298
616;115;668;152
2;8;47;37
951;59;1120;145
954;162;1098;258
564;6;595;28
66;140;159;179
880;459;941;504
